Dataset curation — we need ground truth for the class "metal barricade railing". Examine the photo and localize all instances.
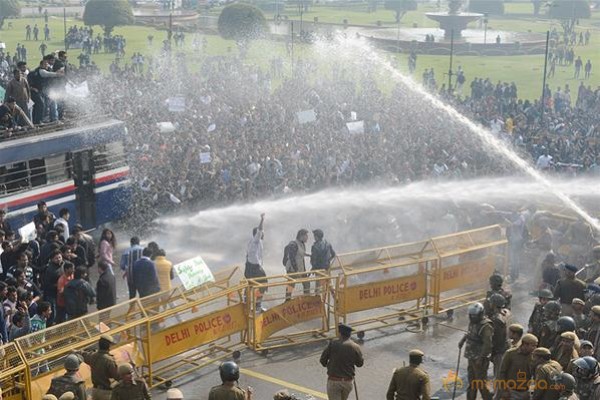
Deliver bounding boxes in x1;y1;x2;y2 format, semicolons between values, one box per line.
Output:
0;229;509;398
0;342;29;400
141;282;248;388
430;225;508;314
17;298;149;400
334;257;434;334
246;270;334;352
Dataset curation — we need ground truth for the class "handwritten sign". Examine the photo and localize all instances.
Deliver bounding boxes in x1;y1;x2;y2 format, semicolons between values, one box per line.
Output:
346;120;364;134
168;96;186;112
173;256;215;290
18;222;36;242
297;109;316;124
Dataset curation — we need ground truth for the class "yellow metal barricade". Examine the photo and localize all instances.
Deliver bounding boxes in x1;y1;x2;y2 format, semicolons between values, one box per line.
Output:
333;240;438;333
141;281;248;388
246;270;334;352
17;297;149;400
430;225;508;314
0;342;29;400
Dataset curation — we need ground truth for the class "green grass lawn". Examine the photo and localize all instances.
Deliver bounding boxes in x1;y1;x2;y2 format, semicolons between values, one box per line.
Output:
0;5;599;101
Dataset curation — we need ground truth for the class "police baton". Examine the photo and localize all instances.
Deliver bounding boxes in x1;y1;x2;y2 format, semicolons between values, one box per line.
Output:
452;346;462;400
353;378;359;400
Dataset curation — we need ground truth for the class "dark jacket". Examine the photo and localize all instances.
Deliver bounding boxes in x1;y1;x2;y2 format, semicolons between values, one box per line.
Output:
64;278;95;319
96;270;116;310
42;261;64;299
132;257;160;298
311;239;336;270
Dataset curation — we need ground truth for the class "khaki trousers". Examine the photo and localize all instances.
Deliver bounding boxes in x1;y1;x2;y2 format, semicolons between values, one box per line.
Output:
327;379;353;400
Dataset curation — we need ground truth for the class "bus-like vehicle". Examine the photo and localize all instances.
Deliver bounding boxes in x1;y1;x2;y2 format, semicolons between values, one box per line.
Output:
0;119;130;232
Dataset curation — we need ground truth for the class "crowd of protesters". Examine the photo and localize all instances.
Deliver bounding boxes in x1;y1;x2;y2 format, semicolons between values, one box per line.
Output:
0;201;176;345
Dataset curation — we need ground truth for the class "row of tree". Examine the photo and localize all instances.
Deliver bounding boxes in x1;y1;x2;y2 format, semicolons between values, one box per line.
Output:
0;0;593;44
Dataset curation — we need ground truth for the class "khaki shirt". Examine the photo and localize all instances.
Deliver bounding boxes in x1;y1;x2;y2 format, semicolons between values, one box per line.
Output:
207;384;246;400
498;347;534;385
320;338;364;379
550;345;578;371
110;379;151;400
82;349;119;390
533;360;562;400
386;365;430;400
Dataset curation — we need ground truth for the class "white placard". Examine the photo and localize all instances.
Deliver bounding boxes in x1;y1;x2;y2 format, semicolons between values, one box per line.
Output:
200;152;212;164
18;222;36;242
168;96;186;112
174;256;215;290
346;120;364;134
157;122;175;133
66;81;89;98
350;111;357;121
297;109;316;124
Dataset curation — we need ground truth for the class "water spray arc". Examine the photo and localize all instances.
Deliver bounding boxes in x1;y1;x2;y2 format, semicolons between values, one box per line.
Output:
344;38;600;231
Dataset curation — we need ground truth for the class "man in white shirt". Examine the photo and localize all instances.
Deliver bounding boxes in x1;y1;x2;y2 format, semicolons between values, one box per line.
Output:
53;208;70;242
245;213;267;312
536;150;553;170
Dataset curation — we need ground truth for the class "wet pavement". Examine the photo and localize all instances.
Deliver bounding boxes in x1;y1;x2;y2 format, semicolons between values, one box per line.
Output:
142;276;535;400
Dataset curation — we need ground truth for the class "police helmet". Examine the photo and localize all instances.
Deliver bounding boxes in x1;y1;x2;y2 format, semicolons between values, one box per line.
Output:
489;274;503;287
573;356;599;380
219;361;240;382
556;316;576;333
489;293;506;308
468;302;485;316
63;354;81;371
543;301;561;318
553;372;576;392
538;289;554;299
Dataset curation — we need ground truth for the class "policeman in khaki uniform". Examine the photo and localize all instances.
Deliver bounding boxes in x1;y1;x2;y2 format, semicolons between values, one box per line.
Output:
532;347;563;400
484;274;512;317
386;349;430;400
551;332;579;371
584;306;600;359
320;323;364;400
489;293;512;378
498;333;538;400
110;363;151;400
571;298;589;334
553;372;578;400
79;334;119;400
459;302;493;400
508;324;524;348
573;356;600;400
529;289;554;339
540;301;562;349
208;361;251;400
47;354;87;400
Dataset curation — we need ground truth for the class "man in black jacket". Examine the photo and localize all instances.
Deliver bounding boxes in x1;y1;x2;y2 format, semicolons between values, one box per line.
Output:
310;229;336;292
96;261;116;310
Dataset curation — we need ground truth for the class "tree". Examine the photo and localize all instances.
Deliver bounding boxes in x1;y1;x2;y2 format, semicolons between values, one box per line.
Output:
218;3;267;41
83;0;134;37
0;0;20;30
384;0;417;23
548;0;590;36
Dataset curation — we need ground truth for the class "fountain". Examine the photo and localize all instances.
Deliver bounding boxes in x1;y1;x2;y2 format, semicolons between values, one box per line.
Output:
425;0;482;41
